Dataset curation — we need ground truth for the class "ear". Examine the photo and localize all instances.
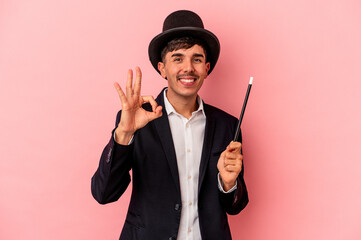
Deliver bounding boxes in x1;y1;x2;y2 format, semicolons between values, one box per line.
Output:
205;62;211;78
158;62;167;79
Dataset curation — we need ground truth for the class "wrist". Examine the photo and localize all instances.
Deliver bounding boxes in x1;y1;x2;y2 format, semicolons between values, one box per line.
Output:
114;127;134;145
222;180;237;192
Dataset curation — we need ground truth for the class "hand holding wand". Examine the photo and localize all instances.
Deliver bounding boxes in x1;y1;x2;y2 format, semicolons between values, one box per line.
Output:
233;77;253;141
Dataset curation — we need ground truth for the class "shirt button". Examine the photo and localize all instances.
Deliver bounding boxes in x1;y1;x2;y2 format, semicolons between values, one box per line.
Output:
189;202;192;206
186;124;189;128
174;203;181;211
188;228;192;233
188;175;192;180
187;149;191;153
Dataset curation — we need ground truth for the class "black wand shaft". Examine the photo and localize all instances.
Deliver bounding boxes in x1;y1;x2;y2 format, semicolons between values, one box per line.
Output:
233;77;253;141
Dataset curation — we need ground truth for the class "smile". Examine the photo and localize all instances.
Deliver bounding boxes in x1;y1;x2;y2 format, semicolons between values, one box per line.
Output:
179;78;195;83
177;74;199;83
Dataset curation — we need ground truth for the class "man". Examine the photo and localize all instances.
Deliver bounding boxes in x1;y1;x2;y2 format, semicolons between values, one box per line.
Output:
91;10;248;240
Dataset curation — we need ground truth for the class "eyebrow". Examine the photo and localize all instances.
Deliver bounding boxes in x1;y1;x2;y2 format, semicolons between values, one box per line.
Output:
171;53;184;58
170;53;205;58
193;53;205;58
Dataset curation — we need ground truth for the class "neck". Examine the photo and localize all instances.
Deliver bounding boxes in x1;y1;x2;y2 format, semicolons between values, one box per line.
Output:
166;91;199;119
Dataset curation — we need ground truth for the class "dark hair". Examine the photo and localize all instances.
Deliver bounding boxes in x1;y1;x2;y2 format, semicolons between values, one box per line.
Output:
160;37;208;63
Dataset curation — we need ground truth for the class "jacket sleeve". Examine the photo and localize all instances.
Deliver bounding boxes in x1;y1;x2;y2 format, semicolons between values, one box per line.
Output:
218;126;249;215
219;168;249;215
91;110;133;204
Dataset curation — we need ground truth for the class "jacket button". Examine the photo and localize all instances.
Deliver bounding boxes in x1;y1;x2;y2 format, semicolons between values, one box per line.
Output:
174;203;181;211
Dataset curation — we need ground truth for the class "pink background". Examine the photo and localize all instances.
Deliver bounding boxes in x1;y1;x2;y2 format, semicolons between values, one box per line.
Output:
1;0;361;239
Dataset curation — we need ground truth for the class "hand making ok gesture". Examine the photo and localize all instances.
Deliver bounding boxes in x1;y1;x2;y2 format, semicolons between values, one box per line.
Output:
114;67;163;145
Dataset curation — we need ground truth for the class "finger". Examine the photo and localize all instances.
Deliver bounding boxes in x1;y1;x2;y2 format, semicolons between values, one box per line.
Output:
224;158;242;167
224;157;242;166
229;141;242;150
225;165;242;172
147;106;163;121
227;141;242;153
134;66;142;97
225;151;243;161
126;69;134;97
142;95;158;112
114;82;127;105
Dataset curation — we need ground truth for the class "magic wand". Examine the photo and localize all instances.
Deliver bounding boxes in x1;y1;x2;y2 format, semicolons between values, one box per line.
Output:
233;77;253;141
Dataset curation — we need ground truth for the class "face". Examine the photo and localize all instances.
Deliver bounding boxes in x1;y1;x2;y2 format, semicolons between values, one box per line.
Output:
158;44;210;103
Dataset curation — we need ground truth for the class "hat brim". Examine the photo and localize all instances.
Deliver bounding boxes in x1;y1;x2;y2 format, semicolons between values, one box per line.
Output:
148;27;220;75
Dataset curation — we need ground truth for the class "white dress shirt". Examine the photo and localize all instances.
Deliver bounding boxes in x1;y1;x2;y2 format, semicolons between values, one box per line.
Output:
163;89;237;240
163;90;205;240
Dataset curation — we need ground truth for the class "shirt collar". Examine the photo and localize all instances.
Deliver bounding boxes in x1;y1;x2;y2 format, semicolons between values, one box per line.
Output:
163;88;205;117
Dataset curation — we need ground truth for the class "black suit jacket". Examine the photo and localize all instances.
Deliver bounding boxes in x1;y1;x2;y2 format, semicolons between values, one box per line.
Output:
91;89;248;240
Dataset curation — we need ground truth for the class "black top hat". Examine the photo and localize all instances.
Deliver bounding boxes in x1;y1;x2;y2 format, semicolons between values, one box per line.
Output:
148;10;220;75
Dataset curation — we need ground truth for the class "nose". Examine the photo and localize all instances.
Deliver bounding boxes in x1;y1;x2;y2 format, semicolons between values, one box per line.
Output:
183;58;195;73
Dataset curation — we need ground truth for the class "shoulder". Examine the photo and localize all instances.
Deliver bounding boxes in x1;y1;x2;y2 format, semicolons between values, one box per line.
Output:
204;103;241;142
204;103;237;123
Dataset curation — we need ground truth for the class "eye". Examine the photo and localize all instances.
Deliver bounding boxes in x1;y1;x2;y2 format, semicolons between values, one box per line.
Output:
194;58;202;63
173;58;181;62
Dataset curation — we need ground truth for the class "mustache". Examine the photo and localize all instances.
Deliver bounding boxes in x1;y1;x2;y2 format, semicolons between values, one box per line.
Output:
177;73;199;79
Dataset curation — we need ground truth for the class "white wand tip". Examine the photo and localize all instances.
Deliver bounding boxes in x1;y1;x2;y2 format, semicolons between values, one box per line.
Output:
249;77;253;85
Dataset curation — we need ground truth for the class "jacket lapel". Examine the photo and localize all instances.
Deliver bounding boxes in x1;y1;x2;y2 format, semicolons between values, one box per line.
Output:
152;90;216;196
153;89;181;197
198;103;216;194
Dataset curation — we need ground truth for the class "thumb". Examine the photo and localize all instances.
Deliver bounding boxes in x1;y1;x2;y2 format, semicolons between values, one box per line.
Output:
228;141;242;153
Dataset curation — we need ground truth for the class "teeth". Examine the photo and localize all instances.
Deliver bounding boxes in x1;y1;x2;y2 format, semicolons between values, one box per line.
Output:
179;79;195;83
